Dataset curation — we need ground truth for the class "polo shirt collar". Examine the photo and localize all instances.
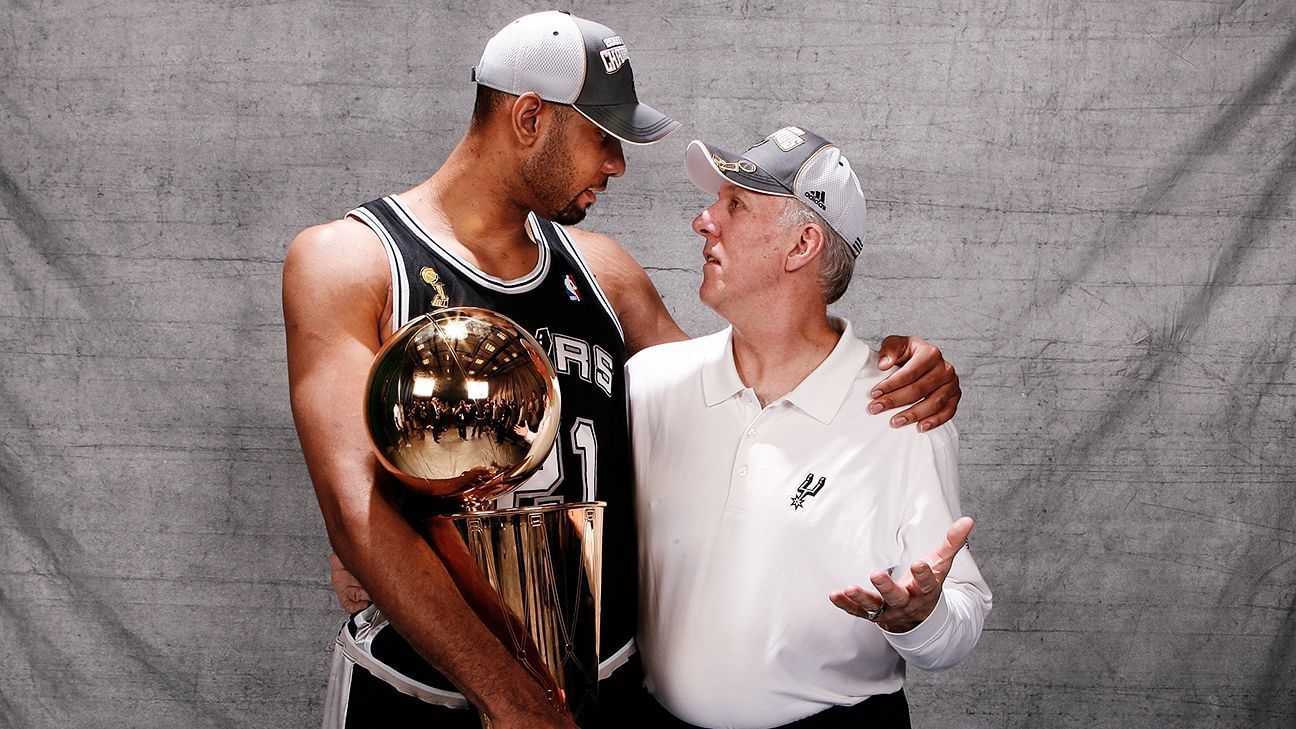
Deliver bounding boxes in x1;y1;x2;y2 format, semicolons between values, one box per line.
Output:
700;319;872;423
702;327;747;406
782;318;871;423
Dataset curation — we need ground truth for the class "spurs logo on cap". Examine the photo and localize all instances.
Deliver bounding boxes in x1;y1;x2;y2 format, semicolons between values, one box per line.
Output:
600;36;630;74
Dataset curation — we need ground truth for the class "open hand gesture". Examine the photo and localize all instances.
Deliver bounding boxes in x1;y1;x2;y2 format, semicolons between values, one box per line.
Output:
829;517;974;633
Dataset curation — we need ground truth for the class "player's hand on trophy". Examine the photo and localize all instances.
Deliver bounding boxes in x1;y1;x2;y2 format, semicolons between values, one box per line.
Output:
828;517;974;633
329;552;372;613
870;335;960;432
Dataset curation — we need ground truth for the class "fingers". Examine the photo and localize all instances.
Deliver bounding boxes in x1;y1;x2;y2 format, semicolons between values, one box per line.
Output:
869;570;910;609
871;366;958;429
874;334;914;372
828;585;884;619
893;380;961;432
341;587;372;613
935;517;975;565
870;361;944;411
872;336;936;392
910;561;939;595
329;552;373;612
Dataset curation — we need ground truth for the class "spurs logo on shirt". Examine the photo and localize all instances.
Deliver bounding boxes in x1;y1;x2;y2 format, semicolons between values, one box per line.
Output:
790;473;826;509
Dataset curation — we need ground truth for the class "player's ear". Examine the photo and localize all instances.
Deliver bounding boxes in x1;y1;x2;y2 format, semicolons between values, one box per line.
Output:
511;92;545;147
786;223;825;273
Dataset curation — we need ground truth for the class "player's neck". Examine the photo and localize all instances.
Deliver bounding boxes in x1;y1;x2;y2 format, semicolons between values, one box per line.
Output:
727;302;839;407
415;137;536;252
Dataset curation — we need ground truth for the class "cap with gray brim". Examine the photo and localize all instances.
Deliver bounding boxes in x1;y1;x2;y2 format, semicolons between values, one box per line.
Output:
685;126;867;256
473;11;680;145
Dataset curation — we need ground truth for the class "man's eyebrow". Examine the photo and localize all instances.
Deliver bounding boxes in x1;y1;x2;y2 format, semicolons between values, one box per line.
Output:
719;183;747;199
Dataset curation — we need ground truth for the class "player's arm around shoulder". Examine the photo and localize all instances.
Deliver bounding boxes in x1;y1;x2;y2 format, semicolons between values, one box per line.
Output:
564;226;688;355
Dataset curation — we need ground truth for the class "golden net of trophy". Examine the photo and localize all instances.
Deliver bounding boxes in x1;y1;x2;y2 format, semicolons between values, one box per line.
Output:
364;307;604;724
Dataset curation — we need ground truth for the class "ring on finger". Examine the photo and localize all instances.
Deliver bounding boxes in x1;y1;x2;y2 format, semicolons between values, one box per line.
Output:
863;602;887;622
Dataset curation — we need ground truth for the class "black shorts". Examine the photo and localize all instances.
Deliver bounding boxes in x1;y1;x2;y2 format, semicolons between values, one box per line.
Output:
323;607;653;728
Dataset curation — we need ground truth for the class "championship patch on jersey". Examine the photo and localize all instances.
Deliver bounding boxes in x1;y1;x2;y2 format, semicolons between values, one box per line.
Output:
564;273;582;302
420;266;449;308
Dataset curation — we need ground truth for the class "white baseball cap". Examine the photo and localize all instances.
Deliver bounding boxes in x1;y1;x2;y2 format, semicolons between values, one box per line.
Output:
473;11;680;145
685;127;867;257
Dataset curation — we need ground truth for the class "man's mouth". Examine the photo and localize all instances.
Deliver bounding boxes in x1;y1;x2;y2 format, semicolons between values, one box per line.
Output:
581;185;608;205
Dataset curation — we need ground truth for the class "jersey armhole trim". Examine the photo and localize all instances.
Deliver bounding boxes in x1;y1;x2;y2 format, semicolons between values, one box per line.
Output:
545;222;626;343
347;206;409;332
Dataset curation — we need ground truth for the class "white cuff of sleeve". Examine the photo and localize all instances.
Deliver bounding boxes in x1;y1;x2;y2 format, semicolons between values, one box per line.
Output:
879;590;952;653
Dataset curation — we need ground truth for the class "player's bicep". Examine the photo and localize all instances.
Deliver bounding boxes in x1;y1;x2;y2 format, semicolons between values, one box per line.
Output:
618;265;687;355
282;224;389;519
566;228;686;354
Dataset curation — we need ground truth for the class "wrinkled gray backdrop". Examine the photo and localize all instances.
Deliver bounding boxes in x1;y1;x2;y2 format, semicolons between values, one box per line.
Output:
2;0;1293;726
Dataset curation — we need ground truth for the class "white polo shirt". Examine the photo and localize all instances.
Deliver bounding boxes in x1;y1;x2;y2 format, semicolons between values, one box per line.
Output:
628;320;991;729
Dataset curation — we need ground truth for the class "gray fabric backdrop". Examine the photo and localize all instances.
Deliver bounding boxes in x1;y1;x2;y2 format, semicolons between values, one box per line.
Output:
2;0;1293;726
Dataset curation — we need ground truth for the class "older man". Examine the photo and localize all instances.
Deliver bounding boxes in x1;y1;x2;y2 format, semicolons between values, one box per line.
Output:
629;128;992;728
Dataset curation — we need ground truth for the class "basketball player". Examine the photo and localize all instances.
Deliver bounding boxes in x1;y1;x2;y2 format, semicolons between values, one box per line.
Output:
284;11;961;729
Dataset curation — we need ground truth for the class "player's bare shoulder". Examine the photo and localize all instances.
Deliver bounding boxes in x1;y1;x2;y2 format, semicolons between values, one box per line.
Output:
285;218;389;313
286;218;387;289
283;217;394;340
562;226;686;353
561;227;642;294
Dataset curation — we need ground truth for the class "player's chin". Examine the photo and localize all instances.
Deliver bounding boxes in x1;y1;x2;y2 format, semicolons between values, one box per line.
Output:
551;199;592;226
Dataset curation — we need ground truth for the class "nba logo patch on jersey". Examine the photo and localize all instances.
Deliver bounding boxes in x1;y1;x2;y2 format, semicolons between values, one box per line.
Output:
564;274;582;302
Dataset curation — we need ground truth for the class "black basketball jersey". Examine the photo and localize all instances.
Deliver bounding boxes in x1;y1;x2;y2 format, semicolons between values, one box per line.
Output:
348;195;638;681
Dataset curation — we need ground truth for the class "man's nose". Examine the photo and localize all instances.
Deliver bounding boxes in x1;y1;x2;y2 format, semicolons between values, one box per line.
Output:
603;139;626;178
692;206;717;236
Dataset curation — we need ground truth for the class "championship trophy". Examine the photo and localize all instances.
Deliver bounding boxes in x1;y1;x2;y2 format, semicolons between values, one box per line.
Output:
364;307;603;725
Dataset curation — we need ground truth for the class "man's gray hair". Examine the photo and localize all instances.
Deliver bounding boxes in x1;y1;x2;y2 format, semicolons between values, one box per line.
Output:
779;198;856;304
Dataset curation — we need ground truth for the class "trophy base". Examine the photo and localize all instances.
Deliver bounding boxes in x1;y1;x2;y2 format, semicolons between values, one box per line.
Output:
425;501;605;722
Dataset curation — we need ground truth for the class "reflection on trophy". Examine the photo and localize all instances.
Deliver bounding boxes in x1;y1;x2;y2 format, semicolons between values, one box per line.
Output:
364;307;603;724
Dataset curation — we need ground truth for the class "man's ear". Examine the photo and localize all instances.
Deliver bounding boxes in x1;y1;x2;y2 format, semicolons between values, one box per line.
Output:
786;223;826;273
510;92;546;147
